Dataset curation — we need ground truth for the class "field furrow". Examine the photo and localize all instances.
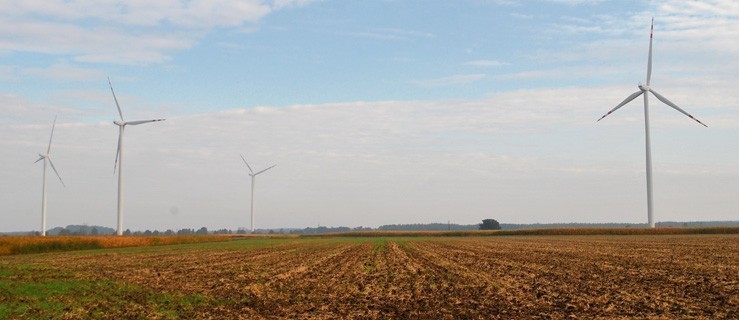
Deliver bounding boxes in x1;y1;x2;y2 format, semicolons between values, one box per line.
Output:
1;234;736;319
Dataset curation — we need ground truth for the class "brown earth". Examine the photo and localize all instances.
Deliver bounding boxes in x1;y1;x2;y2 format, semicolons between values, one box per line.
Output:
9;235;739;319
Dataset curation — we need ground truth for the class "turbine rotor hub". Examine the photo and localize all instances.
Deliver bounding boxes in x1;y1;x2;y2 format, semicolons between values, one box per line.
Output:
638;84;650;92
114;120;126;126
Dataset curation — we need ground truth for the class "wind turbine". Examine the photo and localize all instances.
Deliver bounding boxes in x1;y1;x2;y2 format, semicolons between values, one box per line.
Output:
35;116;65;236
109;78;165;236
240;155;276;232
597;18;707;228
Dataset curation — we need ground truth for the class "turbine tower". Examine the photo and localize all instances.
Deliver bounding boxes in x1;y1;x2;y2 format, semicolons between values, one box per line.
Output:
35;116;65;236
109;78;165;236
240;155;276;232
597;18;707;228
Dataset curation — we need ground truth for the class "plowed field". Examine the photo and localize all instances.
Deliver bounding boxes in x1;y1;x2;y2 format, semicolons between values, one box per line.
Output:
1;235;737;319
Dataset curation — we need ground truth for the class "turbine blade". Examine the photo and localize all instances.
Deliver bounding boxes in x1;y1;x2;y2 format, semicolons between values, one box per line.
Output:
254;164;276;176
650;89;708;127
597;91;643;122
47;115;57;154
646;17;654;86
47;157;65;187
34;155;45;164
114;126;122;173
126;119;165;126
240;155;254;174
108;77;125;121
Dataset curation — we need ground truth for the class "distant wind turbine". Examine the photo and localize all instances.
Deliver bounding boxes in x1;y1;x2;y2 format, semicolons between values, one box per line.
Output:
109;78;165;236
35;116;65;236
240;155;276;232
597;18;707;228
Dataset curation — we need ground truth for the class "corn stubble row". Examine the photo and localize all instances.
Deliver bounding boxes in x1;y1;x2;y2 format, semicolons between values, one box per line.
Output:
35;235;738;319
0;235;229;255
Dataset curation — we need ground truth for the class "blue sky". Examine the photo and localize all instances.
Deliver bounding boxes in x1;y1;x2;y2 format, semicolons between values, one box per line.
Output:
5;0;657;110
1;0;738;232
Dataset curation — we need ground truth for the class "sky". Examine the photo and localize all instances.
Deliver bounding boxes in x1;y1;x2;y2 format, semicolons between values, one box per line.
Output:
1;0;738;232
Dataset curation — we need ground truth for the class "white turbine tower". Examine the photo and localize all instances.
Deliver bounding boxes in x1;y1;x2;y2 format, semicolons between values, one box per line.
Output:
35;116;65;236
240;155;276;233
109;78;165;236
597;18;707;228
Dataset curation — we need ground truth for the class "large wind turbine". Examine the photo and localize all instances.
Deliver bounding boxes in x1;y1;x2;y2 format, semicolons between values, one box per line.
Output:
35;116;65;236
240;155;276;232
109;78;165;236
597;18;707;228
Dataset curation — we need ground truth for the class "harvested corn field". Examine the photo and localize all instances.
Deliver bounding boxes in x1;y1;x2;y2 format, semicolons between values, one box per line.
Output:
1;235;737;319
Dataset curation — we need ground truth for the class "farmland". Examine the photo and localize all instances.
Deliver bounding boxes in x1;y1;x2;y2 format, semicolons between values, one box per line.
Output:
1;234;737;319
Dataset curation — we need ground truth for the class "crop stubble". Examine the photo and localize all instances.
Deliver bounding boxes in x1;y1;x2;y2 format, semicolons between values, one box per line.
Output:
3;235;737;319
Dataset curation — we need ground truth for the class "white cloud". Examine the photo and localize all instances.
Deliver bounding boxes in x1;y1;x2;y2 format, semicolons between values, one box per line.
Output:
412;74;487;87
465;60;509;68
544;0;606;5
20;61;103;81
344;28;436;41
272;0;322;10
0;93;84;125
0;0;316;65
2;84;736;232
1;0;738;233
510;13;534;19
1;0;272;28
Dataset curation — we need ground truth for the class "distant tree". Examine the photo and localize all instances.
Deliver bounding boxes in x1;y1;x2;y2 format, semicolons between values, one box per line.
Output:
236;228;247;234
123;229;132;236
152;230;160;236
59;228;71;236
213;228;230;235
196;227;208;235
479;219;501;230
91;228;99;236
143;230;152;236
178;228;194;235
164;229;174;235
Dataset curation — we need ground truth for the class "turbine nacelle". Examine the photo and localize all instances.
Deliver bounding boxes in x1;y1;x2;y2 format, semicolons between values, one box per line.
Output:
638;84;650;92
114;120;126;126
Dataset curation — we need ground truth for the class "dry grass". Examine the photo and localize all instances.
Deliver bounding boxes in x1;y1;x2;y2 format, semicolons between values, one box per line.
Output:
0;235;231;255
